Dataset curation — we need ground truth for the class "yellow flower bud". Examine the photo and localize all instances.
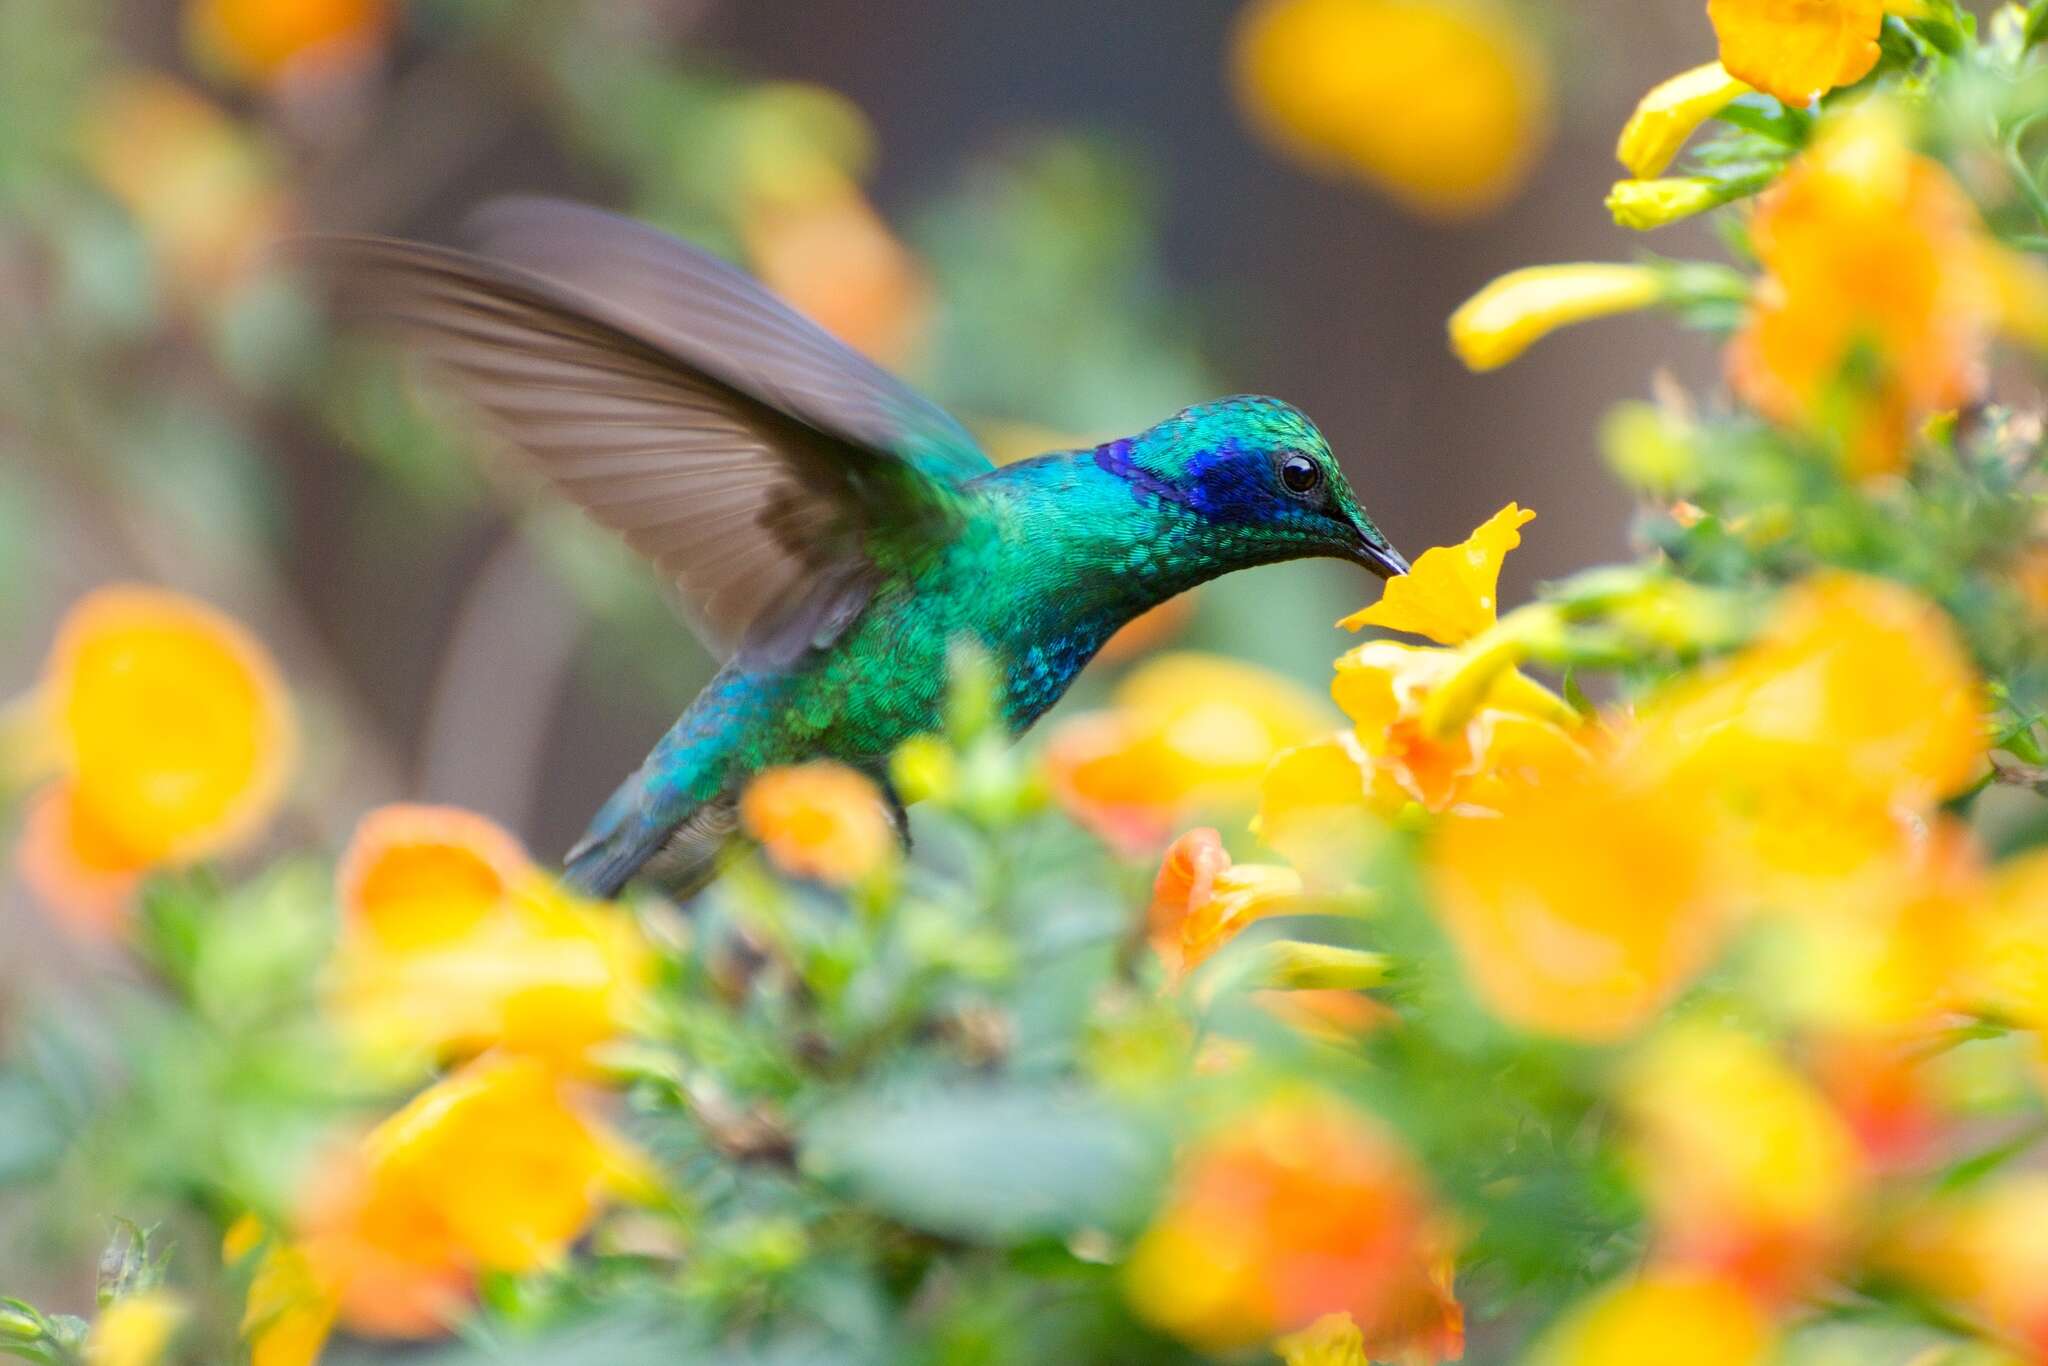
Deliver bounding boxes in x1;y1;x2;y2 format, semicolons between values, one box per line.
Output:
1448;264;1664;371
888;733;959;805
1606;176;1725;230
1258;941;1391;992
1616;62;1751;179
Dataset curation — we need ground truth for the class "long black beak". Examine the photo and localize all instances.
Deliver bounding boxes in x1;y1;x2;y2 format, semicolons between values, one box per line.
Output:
1351;531;1411;580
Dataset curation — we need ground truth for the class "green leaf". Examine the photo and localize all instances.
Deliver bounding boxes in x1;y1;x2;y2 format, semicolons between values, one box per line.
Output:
2029;0;2048;50
801;1085;1166;1242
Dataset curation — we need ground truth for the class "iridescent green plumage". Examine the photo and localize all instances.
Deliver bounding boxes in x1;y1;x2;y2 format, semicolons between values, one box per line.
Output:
326;200;1405;896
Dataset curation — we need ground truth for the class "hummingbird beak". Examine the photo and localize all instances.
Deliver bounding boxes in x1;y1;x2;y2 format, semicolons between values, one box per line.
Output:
1348;525;1411;580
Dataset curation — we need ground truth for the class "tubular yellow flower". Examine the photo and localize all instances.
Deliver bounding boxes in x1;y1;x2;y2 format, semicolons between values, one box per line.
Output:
1254;732;1400;881
1528;1269;1773;1366
327;805;650;1070
1616;62;1753;178
43;586;295;867
1427;746;1729;1042
1340;503;1533;644
185;0;390;89
1621;1024;1867;1297
1148;828;1304;984
740;761;898;886
85;1292;186;1366
1707;0;1884;106
1449;264;1663;371
1607;176;1726;230
1231;0;1552;220
1124;1093;1461;1358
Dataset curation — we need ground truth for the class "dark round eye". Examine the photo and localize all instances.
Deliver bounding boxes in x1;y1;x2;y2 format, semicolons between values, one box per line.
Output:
1280;453;1323;497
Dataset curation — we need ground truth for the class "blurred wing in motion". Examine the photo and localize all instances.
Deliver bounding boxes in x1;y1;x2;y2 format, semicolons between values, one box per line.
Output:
318;197;992;665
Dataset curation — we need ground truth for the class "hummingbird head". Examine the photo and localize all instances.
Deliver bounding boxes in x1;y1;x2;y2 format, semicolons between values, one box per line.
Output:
1105;396;1409;579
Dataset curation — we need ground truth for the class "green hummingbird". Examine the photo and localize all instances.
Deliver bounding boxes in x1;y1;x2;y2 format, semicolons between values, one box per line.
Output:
330;198;1408;896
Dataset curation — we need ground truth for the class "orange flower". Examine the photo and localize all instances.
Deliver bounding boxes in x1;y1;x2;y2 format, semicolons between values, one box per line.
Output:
1634;571;1984;904
1125;1093;1461;1357
1046;654;1331;854
1426;744;1728;1042
1706;0;1883;106
1340;503;1533;644
1095;592;1199;667
243;1055;655;1356
740;761;898;886
743;184;932;368
1727;104;2003;477
1148;829;1304;985
75;76;289;298
327;805;650;1070
185;0;390;89
11;586;295;934
1620;1024;1867;1298
1232;0;1552;219
1528;1268;1774;1366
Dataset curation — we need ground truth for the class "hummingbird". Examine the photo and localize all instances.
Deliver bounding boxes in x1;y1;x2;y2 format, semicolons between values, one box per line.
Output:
327;198;1409;897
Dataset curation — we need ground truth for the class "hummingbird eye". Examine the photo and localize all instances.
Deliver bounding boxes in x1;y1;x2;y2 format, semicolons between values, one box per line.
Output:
1279;452;1323;498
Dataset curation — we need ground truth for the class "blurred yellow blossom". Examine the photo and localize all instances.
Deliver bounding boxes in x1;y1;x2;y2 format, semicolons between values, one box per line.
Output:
1616;62;1752;178
1147;828;1303;985
1231;0;1551;219
185;0;390;89
1707;0;1884;106
1253;732;1396;881
740;761;898;886
1528;1268;1774;1366
75;75;289;298
1634;571;1984;901
84;1292;186;1366
1449;264;1663;370
1728;104;2004;478
228;1222;334;1366
1621;1023;1867;1298
1046;653;1330;853
1125;1092;1461;1358
1962;848;2048;1028
1427;746;1728;1041
328;804;650;1069
1340;503;1533;643
12;586;295;935
1881;1175;2048;1358
255;1054;654;1351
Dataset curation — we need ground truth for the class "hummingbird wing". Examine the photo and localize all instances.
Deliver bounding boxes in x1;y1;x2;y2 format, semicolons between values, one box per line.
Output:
320;196;992;664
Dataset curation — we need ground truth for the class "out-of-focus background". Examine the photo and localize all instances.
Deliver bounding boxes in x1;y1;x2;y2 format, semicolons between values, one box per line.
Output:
0;0;1716;1218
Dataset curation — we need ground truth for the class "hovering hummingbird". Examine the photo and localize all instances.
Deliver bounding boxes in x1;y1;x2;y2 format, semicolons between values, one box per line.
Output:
329;198;1408;897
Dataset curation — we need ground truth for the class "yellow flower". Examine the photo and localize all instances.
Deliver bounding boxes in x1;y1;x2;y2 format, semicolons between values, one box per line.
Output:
327;805;650;1071
1275;1312;1369;1366
1707;0;1884;106
1125;1093;1461;1358
1606;176;1727;230
1634;572;1984;903
44;586;295;866
1147;828;1304;985
1231;0;1551;219
1528;1269;1774;1366
75;75;289;297
185;0;390;89
740;761;898;886
1727;103;2004;478
1962;848;2048;1028
1620;1023;1867;1297
258;1055;655;1351
1331;640;1583;813
85;1292;186;1366
1253;732;1399;881
1046;654;1331;854
1616;62;1753;178
1427;745;1729;1041
227;1221;334;1366
1340;503;1533;644
11;586;295;935
1880;1175;2048;1355
1448;264;1664;371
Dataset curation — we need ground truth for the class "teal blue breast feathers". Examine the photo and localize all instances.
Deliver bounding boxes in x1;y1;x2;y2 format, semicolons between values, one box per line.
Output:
319;197;1408;897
